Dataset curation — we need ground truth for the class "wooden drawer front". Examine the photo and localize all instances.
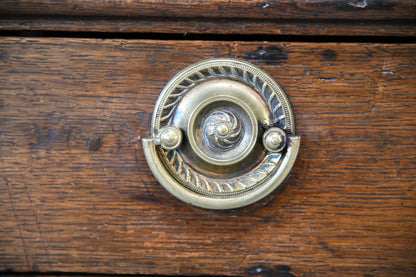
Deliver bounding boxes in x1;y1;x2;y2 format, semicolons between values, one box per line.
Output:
0;38;415;276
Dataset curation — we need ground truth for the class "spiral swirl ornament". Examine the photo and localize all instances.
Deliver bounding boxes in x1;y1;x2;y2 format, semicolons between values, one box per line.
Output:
203;109;243;150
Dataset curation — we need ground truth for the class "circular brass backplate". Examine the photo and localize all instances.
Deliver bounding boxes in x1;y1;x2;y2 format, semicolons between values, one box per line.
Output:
142;58;300;209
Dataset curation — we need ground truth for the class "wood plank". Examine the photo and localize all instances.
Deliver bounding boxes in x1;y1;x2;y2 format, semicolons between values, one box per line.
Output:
0;38;415;276
0;0;415;21
0;16;415;37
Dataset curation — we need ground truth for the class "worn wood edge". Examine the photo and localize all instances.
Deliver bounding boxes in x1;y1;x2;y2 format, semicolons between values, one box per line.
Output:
0;17;415;37
0;0;415;21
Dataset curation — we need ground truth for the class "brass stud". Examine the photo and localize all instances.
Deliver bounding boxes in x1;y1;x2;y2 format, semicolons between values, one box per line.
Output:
263;127;287;152
159;126;182;150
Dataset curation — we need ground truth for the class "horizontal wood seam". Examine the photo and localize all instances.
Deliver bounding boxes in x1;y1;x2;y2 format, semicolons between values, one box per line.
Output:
1;30;416;43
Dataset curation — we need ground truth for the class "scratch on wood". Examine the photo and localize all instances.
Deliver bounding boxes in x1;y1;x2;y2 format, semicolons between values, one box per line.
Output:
246;265;297;277
2;175;31;269
24;183;52;269
319;77;337;81
348;0;368;8
381;70;394;75
0;153;30;269
319;241;338;256
128;135;141;149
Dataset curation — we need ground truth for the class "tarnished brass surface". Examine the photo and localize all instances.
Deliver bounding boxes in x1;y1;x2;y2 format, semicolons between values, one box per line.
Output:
143;58;300;209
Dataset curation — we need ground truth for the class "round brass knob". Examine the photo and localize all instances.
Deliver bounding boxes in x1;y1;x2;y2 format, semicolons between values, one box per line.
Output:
143;58;300;209
159;126;183;150
263;127;287;153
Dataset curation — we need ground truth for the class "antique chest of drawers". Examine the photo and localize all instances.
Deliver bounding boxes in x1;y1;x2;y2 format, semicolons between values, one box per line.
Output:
0;1;415;276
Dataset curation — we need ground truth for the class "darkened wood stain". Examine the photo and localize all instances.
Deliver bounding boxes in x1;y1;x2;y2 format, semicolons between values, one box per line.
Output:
243;46;289;65
87;136;103;152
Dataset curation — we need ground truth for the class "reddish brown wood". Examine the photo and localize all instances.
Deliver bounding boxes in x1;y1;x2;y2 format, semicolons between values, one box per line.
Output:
0;16;415;37
0;38;415;276
0;0;415;21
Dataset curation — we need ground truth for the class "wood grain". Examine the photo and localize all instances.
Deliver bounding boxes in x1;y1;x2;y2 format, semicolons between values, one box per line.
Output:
0;0;415;21
1;16;415;37
0;38;415;277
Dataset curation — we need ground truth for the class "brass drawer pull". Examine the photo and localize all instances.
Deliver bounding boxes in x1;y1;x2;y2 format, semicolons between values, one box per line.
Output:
143;59;300;209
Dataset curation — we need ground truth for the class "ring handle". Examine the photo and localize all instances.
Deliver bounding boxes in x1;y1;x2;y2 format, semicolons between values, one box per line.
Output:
142;58;300;209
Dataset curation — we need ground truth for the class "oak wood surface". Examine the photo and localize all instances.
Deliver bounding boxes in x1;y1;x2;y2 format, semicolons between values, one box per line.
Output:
1;16;415;37
0;38;415;277
1;0;415;21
